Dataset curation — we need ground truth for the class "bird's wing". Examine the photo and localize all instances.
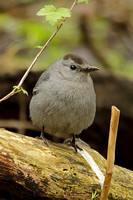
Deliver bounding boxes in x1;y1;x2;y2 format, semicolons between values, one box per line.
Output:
32;71;50;95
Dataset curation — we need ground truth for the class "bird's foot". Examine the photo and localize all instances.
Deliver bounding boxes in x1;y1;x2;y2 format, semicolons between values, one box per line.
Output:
35;126;48;146
40;132;48;146
71;143;82;153
71;135;82;153
64;135;83;153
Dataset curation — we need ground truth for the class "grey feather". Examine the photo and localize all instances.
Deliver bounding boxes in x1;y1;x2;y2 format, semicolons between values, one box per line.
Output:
29;54;98;137
32;70;50;95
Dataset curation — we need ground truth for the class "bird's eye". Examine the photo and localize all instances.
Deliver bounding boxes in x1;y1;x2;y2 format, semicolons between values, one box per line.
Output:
70;65;76;70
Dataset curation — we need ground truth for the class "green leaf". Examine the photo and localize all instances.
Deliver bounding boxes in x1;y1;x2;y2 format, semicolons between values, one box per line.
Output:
37;5;56;16
21;88;28;96
13;86;21;93
78;0;88;4
91;191;99;200
36;5;71;26
35;46;43;49
13;86;28;96
57;7;71;18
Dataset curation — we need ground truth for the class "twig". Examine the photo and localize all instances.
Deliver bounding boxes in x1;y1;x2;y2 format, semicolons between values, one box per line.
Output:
100;106;120;200
0;0;78;103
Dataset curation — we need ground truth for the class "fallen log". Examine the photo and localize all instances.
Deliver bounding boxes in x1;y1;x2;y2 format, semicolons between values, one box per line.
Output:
0;129;132;200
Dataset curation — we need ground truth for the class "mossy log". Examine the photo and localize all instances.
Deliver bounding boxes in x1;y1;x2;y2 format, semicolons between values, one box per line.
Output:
0;129;133;200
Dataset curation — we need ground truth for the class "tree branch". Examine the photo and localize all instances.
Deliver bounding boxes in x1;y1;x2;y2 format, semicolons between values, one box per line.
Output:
0;0;78;103
0;129;133;200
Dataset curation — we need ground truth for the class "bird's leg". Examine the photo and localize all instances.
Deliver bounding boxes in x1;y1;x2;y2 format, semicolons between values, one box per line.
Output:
72;134;77;153
71;134;82;153
40;126;48;146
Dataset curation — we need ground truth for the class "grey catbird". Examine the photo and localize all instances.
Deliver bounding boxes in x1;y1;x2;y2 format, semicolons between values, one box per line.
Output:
29;54;99;151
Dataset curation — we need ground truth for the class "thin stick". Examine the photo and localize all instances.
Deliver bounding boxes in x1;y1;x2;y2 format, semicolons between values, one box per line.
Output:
0;0;78;103
100;106;120;200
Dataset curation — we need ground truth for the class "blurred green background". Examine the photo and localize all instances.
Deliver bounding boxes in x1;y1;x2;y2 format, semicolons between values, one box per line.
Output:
0;0;133;77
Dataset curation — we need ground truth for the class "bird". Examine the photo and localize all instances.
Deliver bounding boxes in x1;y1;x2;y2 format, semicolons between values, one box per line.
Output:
29;54;99;152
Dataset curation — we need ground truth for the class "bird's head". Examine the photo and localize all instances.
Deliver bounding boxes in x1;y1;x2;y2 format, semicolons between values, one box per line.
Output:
57;54;99;81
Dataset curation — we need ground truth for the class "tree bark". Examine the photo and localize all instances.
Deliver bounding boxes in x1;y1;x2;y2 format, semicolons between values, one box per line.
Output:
0;128;132;200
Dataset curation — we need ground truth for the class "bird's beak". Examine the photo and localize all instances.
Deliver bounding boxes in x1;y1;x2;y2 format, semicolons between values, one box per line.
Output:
81;66;99;73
